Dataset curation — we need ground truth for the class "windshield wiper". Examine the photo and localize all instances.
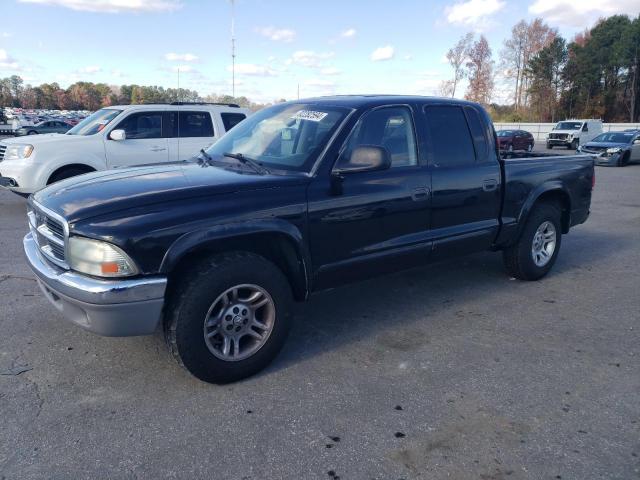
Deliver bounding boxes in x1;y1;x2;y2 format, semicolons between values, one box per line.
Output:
223;152;269;175
197;148;214;166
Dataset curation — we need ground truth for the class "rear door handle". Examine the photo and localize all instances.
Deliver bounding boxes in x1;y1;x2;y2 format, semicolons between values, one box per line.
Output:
482;178;498;192
411;187;430;201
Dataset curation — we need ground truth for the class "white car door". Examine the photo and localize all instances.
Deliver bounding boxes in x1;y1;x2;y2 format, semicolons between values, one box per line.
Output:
631;135;640;161
104;111;168;168
176;111;217;160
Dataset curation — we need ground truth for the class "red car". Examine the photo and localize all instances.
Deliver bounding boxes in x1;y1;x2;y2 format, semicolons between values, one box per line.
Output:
497;129;535;152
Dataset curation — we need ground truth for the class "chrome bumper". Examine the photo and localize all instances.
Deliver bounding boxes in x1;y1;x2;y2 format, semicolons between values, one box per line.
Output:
24;232;167;336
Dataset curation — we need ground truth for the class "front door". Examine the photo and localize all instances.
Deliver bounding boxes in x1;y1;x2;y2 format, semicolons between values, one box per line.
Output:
308;105;432;288
104;111;168;168
423;105;502;257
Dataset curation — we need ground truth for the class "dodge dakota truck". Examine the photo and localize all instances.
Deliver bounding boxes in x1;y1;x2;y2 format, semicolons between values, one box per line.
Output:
23;96;595;383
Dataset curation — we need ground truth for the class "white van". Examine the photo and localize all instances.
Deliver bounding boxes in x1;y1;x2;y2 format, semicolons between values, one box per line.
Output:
0;102;251;195
546;119;603;150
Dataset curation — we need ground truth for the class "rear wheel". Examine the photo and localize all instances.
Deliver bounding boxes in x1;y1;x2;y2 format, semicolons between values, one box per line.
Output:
547;143;553;150
164;251;293;384
503;203;562;281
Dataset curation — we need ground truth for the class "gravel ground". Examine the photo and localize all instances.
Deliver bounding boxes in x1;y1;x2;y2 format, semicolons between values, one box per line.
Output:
0;156;638;480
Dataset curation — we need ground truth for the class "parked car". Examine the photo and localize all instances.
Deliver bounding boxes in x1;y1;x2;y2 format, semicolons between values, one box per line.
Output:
496;129;534;152
578;130;640;166
547;119;603;150
0;102;251;195
23;96;594;383
13;120;72;136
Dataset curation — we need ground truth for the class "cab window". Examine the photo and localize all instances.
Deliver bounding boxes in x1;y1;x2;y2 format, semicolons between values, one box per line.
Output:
115;112;163;139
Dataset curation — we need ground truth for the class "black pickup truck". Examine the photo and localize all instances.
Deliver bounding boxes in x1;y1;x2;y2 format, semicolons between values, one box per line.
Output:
23;96;594;383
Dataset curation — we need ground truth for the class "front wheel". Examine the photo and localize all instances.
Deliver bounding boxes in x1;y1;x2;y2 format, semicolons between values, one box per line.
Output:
570;139;579;150
503;203;562;281
27;130;38;135
164;251;293;384
527;143;533;153
617;152;629;167
547;143;553;150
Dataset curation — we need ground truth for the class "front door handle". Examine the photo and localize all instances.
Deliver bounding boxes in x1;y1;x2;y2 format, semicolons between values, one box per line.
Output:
483;178;498;192
411;187;430;201
150;146;167;152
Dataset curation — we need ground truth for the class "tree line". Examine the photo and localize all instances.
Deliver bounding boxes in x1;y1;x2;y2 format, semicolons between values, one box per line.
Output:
0;76;271;112
443;14;639;123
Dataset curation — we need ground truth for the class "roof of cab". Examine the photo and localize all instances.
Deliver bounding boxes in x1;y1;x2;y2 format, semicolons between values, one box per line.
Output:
291;95;482;109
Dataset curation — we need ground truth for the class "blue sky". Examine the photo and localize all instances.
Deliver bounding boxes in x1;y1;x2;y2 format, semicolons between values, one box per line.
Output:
1;0;638;103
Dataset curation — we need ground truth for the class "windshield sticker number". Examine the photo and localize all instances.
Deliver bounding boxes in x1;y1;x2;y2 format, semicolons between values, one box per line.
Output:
291;110;328;122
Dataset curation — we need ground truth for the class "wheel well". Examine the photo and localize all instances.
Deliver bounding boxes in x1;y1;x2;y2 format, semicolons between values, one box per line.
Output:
166;233;308;301
534;190;571;233
47;164;95;184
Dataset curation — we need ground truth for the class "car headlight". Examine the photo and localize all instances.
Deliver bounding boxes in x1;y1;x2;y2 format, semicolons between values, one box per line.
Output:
4;144;34;161
606;147;622;154
68;236;139;277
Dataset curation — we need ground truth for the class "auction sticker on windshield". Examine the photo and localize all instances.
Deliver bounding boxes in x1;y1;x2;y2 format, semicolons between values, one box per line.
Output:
291;110;328;122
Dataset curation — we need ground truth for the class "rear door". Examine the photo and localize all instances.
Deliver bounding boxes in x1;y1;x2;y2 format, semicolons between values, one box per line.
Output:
104;111;169;168
176;111;217;160
424;104;501;256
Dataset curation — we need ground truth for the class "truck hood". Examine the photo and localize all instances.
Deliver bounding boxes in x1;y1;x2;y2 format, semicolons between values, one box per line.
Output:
549;130;580;135
0;133;92;147
33;162;308;223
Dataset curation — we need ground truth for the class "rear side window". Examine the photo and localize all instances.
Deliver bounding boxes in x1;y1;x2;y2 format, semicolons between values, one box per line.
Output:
116;112;163;139
221;112;247;131
424;105;475;167
464;107;489;162
178;111;214;138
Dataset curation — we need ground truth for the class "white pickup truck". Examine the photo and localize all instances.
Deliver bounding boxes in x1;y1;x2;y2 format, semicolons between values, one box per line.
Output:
0;102;251;195
546;119;603;150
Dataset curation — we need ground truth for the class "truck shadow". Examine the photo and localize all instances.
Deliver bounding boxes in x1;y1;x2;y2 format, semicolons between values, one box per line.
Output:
267;227;630;374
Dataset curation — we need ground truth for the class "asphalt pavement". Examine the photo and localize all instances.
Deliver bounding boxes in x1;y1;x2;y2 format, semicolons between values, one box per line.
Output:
0;151;638;479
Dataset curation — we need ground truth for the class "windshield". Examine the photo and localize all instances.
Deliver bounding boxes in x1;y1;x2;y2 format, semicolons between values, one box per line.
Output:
205;103;351;172
66;108;121;136
497;130;515;137
590;132;634;144
554;122;582;130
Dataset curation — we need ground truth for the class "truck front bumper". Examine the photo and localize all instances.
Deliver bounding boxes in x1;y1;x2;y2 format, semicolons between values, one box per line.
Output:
24;232;167;336
547;139;572;147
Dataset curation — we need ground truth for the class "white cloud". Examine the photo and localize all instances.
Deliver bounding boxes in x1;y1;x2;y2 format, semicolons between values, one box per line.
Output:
78;65;101;74
169;65;194;73
1;32;11;38
165;52;198;62
341;28;356;38
256;26;296;42
403;54;414;61
305;79;335;88
370;45;395;62
18;0;181;13
445;0;506;28
0;49;21;70
529;0;640;28
320;67;341;75
288;50;335;68
229;63;277;77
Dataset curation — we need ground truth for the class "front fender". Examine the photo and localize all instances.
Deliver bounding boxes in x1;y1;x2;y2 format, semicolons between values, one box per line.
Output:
159;218;312;298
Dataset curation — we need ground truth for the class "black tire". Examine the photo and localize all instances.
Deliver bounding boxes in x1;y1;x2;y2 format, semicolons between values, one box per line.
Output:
164;251;293;384
48;167;92;184
27;130;38;135
547;143;553;150
503;202;562;281
570;139;579;150
618;152;629;167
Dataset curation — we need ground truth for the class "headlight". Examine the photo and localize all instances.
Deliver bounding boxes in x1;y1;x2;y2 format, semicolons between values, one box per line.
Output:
606;147;622;154
4;144;34;161
68;236;138;277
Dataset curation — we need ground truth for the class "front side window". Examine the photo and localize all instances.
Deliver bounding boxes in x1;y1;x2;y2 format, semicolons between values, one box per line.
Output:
221;112;247;131
178;111;214;138
205;103;350;172
339;107;418;168
424;105;476;167
66;108;122;136
115;112;163;139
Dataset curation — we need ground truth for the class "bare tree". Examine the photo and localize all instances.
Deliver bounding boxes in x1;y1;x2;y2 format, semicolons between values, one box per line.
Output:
501;18;556;110
446;32;474;98
465;35;495;105
437;80;455;97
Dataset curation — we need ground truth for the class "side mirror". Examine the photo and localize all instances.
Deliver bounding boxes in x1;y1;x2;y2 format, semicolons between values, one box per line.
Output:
109;129;126;141
335;145;392;174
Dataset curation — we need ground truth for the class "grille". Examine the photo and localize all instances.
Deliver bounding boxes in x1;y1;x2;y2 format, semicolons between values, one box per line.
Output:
549;133;568;140
582;146;607;153
28;204;69;269
0;144;6;162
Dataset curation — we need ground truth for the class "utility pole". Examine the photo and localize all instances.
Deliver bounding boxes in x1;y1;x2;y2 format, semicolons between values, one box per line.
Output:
230;0;236;98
